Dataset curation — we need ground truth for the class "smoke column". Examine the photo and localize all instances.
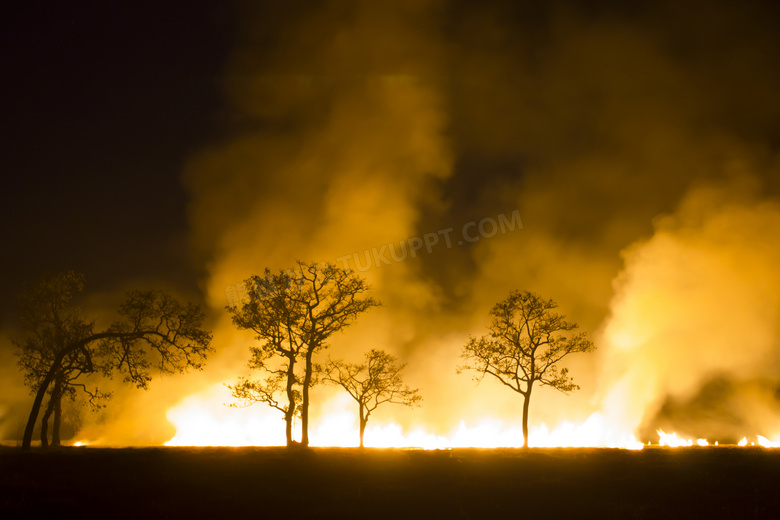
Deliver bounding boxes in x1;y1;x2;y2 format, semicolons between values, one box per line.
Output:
598;180;780;439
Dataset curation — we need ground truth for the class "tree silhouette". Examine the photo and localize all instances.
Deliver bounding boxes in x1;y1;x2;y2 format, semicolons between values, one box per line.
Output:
30;353;111;448
459;290;595;448
228;367;303;441
228;261;379;447
14;271;213;449
15;272;109;446
228;269;305;446
322;349;421;448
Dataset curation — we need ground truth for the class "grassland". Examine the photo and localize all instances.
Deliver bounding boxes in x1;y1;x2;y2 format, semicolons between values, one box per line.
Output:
2;446;779;518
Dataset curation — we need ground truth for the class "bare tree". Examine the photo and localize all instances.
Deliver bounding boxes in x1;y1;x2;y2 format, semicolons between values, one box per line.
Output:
322;349;421;448
15;275;106;446
228;269;305;446
459;290;595;448
34;361;111;448
228;261;379;447
228;367;303;436
14;271;213;449
294;262;379;447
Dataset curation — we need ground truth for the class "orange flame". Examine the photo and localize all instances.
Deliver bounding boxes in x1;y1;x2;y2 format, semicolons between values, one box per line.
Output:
164;384;645;449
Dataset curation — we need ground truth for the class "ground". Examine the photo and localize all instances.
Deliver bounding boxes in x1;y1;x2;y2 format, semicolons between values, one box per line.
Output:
2;446;779;518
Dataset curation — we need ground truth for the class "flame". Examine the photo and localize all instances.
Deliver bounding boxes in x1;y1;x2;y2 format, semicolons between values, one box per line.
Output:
657;430;693;447
164;385;780;450
655;430;721;448
164;385;287;447
164;384;645;449
653;432;780;448
756;436;780;448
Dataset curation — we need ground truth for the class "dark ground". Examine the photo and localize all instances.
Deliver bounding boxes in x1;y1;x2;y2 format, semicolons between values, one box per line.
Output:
2;446;779;519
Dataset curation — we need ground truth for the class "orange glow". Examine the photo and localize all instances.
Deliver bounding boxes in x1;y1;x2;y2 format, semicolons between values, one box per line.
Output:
756;436;780;448
657;430;693;447
164;385;286;447
164;385;780;450
164;385;647;449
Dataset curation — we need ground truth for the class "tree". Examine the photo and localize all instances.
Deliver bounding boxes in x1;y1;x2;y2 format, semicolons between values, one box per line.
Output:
459;290;595;448
15;272;106;447
228;268;306;446
25;347;111;448
321;349;421;448
294;262;379;447
14;271;213;449
228;366;303;443
228;261;379;447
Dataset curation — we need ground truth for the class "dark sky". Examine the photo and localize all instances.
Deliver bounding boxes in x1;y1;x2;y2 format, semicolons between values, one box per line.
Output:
0;1;234;323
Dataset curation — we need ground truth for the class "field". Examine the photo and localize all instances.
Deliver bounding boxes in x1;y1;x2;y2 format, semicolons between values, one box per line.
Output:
2;446;780;518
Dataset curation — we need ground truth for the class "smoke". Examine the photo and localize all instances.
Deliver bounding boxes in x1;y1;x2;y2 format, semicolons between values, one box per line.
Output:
11;0;779;444
0;335;31;443
598;180;780;439
175;0;458;438
172;0;780;442
187;0;451;308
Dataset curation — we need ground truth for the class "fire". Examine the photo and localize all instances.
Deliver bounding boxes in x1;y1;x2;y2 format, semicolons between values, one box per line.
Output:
163;385;780;450
164;385;286;447
164;384;646;449
653;432;780;448
657;430;693;447
756;436;780;448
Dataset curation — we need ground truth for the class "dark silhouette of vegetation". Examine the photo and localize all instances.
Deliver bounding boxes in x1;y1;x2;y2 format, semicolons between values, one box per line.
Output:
321;349;421;447
15;272;110;446
227;269;305;446
459;290;595;448
228;261;379;447
228;367;303;443
14;271;213;449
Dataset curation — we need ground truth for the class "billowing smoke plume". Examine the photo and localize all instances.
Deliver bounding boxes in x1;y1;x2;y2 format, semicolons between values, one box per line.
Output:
168;0;780;443
175;0;458;439
187;0;452;316
598;181;780;440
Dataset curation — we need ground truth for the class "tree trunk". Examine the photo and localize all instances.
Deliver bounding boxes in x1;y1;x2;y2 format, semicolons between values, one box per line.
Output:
284;408;294;447
284;354;296;447
301;349;314;447
23;358;62;449
52;385;63;447
359;407;367;449
40;395;55;448
522;384;533;449
39;376;64;448
22;331;139;449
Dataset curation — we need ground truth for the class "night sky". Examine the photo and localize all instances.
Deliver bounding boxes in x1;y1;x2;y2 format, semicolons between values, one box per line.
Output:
3;0;780;445
1;1;233;322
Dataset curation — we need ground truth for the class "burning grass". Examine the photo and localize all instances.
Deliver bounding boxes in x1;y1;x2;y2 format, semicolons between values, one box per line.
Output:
2;446;780;518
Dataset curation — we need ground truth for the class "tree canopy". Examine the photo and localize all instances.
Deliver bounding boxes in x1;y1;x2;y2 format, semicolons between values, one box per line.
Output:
14;271;213;448
460;290;595;448
228;261;379;447
322;349;421;447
